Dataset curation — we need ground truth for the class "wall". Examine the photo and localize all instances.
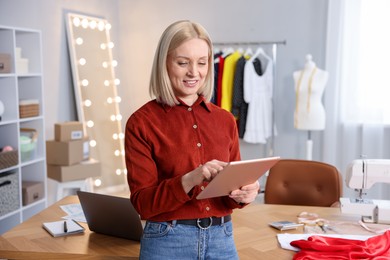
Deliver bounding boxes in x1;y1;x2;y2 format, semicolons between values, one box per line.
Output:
117;0;328;162
0;0;329;186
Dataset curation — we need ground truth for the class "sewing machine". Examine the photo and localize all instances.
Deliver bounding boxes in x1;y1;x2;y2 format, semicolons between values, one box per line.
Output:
340;159;390;224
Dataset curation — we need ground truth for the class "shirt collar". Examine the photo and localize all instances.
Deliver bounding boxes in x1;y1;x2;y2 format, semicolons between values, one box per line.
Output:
161;95;212;113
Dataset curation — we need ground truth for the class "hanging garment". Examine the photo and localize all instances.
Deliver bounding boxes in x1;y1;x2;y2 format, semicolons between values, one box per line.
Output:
243;48;275;144
221;51;242;112
212;52;222;104
216;55;225;107
232;56;262;138
290;230;390;259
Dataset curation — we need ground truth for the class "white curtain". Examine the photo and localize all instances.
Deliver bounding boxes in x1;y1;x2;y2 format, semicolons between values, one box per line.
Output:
324;0;390;200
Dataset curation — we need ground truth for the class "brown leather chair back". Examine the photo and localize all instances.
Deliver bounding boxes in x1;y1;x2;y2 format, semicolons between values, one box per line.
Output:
264;159;342;207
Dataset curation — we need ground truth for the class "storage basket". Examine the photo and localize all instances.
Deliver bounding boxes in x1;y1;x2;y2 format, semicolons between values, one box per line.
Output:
0;170;20;217
0;149;18;170
20;128;38;162
19;99;40;118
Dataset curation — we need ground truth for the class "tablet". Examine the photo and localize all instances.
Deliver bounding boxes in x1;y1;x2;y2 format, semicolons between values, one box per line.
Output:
196;156;280;200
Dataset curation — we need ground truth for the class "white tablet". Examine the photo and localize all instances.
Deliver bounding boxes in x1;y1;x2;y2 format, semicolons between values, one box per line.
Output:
196;156;280;200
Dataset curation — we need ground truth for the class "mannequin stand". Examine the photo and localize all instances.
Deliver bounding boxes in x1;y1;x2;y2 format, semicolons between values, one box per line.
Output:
306;131;313;160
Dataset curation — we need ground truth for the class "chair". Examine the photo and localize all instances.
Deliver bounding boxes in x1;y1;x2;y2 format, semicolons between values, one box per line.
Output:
264;159;342;207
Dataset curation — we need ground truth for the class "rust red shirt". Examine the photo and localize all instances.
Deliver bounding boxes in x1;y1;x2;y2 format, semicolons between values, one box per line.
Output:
125;95;243;221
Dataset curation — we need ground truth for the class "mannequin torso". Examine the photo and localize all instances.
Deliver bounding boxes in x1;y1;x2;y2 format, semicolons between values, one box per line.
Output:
293;55;328;130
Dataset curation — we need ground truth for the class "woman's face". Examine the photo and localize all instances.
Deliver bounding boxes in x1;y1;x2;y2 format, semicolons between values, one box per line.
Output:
167;38;209;106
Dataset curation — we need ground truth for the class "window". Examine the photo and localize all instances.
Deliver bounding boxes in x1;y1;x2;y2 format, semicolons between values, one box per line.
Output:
341;0;390;124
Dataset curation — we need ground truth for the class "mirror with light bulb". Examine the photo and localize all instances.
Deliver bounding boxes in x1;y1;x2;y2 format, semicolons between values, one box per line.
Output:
65;13;126;190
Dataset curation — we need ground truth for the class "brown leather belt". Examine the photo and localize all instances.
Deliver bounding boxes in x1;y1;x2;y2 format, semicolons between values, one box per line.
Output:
174;215;231;229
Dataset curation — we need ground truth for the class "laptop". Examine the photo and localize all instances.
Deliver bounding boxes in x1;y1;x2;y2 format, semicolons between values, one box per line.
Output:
77;191;143;241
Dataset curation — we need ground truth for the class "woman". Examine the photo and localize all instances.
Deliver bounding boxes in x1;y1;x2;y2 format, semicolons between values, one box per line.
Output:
125;20;260;259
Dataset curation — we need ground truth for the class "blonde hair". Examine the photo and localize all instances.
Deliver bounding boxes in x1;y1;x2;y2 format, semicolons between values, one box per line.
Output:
149;20;214;106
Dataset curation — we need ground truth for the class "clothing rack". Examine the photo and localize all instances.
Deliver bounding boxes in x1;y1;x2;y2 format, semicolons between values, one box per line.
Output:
213;40;287;157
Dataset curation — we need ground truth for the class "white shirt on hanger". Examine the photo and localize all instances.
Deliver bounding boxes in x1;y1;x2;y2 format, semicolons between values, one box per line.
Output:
243;48;276;144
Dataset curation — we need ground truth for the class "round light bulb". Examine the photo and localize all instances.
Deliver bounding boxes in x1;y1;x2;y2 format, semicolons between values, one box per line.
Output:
98;21;105;31
79;58;86;66
90;140;97;147
87;120;94;128
81;79;89;87
73;17;81;27
76;37;83;45
81;18;89;29
94;179;102;187
84;99;92;107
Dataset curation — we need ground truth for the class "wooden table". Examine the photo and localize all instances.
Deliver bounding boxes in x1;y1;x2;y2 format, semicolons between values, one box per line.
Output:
0;196;375;260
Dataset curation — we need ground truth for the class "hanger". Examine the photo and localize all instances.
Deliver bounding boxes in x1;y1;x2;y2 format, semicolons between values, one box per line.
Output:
236;47;244;54
222;47;234;58
244;47;253;57
254;47;272;61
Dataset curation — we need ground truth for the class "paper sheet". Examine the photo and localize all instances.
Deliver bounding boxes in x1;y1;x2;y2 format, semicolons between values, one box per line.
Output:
277;233;373;251
60;203;86;222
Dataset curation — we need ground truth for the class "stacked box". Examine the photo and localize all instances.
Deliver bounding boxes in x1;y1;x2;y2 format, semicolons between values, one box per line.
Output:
54;121;84;142
47;122;101;182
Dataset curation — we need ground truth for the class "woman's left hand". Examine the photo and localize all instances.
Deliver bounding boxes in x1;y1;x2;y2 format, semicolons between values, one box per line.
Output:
229;180;260;204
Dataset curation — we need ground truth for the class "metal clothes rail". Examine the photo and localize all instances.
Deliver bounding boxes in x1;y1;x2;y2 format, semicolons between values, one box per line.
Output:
213;40;287;157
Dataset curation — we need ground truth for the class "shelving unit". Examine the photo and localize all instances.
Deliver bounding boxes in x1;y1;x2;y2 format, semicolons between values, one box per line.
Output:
0;25;47;234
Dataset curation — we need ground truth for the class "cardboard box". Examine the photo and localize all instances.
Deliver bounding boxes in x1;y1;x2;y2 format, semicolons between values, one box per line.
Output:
55;122;83;142
46;138;89;166
22;181;44;206
47;158;101;182
0;53;11;73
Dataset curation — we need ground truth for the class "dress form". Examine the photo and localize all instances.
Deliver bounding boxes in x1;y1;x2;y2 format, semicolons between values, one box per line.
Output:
293;54;328;159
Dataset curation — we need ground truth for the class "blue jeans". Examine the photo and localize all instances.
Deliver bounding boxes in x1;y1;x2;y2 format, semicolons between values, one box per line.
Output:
140;220;238;260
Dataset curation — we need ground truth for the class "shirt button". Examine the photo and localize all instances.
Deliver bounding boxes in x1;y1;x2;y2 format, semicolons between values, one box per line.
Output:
197;143;202;147
206;207;210;211
193;124;197;129
201;186;205;190
188;107;192;111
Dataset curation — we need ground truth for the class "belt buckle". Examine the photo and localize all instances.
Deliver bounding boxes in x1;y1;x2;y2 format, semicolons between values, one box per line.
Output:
197;217;213;229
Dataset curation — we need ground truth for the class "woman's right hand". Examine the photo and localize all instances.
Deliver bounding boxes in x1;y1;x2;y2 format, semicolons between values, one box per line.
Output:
181;159;228;194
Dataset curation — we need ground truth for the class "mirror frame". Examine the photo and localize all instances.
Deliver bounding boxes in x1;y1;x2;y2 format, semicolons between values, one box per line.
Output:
65;12;126;189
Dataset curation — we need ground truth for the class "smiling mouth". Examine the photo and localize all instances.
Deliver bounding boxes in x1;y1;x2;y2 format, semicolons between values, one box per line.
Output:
184;80;198;87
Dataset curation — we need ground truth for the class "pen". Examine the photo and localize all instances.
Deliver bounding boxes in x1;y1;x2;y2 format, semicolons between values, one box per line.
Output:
64;220;68;233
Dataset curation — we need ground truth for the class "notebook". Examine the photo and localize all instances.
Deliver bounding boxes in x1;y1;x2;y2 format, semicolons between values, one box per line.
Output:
197;156;280;199
77;191;143;241
43;219;84;237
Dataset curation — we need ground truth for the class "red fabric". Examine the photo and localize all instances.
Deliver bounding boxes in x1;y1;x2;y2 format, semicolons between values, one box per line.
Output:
125;96;242;221
291;230;390;259
216;56;225;107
